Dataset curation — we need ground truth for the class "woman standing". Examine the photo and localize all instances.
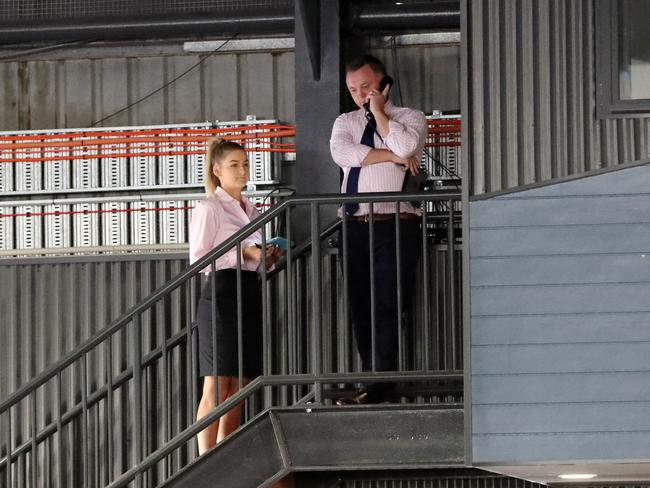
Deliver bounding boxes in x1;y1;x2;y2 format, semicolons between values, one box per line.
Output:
190;137;279;454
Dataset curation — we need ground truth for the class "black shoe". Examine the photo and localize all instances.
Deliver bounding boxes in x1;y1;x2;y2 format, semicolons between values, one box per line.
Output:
335;390;370;406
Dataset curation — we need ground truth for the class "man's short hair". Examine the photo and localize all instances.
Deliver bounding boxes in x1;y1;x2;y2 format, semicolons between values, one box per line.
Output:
345;55;386;76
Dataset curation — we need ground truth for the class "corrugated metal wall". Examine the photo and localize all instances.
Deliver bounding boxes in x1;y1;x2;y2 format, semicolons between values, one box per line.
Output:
0;42;459;131
0;48;296;130
463;0;650;196
0;256;189;403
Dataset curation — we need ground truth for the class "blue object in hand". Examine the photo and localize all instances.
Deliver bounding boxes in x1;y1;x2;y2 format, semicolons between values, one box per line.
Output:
266;236;291;251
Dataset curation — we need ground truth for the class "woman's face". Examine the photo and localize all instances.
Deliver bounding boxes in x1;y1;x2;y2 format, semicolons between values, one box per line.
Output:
213;149;249;191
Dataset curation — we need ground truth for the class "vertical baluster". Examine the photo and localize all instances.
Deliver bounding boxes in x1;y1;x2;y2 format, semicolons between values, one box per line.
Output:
395;201;404;372
185;279;197;461
281;208;291;406
210;262;218;407
5;408;11;488
341;209;350;375
310;202;322;402
161;307;169;480
81;355;89;488
447;199;457;371
368;203;376;372
421;204;431;371
105;338;114;485
286;206;297;403
236;243;244;392
261;224;271;409
132;314;143;488
56;372;64;488
30;391;37;488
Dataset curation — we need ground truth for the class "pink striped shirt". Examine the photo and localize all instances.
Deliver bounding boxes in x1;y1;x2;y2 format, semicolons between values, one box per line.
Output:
330;101;427;216
189;187;262;273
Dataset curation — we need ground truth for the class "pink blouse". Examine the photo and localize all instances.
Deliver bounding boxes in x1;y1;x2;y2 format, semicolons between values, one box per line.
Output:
189;187;263;273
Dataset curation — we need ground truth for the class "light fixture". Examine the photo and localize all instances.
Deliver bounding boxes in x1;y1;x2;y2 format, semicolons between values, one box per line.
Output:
558;474;598;480
395;2;404;4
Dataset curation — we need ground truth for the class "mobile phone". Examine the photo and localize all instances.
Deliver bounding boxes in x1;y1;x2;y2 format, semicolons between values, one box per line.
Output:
266;236;290;251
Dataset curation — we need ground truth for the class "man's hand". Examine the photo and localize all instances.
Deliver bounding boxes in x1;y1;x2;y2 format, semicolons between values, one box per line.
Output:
365;85;389;115
393;154;420;175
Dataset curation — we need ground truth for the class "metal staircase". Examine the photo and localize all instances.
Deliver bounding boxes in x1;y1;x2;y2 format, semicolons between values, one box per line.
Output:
0;190;462;488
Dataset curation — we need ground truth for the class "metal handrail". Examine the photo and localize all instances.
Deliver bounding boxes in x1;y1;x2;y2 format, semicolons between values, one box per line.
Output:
0;216;343;469
0;189;462;486
0;190;458;414
107;370;463;488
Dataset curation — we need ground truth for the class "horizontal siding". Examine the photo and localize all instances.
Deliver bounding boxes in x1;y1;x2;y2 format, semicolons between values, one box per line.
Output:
472;283;650;316
464;0;650;196
471;254;650;287
469;163;650;464
474;403;650;433
474;372;650;404
471;224;650;257
473;342;650;375
473;431;650;464
472;313;650;345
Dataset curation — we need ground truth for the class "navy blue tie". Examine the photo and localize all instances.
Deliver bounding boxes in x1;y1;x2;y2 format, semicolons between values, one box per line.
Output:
345;119;375;216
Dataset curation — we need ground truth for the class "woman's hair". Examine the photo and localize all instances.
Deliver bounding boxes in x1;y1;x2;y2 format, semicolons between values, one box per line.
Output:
204;137;246;196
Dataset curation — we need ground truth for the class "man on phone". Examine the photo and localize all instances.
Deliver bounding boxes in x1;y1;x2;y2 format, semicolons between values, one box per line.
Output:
330;55;428;404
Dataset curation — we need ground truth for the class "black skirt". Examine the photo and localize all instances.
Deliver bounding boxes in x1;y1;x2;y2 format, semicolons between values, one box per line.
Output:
196;269;263;378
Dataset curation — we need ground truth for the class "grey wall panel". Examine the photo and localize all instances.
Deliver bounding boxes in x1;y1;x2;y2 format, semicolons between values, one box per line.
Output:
0;41;457;131
474;403;650;433
472;283;650;315
471;224;650;257
0;256;189;403
473;342;650;375
472;314;650;345
471;255;650;287
374;44;461;114
473;431;650;464
464;0;650;196
0;48;296;130
470;195;650;226
469;162;650;465
474;373;650;404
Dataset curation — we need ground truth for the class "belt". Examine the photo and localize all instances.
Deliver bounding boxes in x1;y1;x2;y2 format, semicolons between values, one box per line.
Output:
349;212;420;223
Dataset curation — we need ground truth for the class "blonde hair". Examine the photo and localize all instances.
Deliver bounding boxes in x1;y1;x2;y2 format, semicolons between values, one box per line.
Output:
204;137;246;196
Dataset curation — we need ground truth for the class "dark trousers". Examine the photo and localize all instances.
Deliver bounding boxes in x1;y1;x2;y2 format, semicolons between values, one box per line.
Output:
342;217;421;401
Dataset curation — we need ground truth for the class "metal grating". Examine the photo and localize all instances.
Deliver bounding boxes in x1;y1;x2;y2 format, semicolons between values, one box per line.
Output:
73;202;99;247
0;0;293;21
44;136;70;191
15;205;41;249
159;200;187;245
130;201;156;246
101;202;128;247
44;203;70;249
100;139;128;188
0;120;291;256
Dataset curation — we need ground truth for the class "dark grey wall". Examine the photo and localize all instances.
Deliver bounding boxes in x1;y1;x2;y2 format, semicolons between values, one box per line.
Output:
0;255;190;403
469;162;650;464
463;0;650;197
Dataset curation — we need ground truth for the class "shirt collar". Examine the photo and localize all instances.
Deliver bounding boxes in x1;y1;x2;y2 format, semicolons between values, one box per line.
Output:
214;186;254;215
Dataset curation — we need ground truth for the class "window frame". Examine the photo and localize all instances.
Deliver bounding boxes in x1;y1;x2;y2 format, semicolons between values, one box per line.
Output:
595;0;650;118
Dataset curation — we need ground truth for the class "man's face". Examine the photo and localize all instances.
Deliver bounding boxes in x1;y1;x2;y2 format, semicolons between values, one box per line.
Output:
346;64;382;109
